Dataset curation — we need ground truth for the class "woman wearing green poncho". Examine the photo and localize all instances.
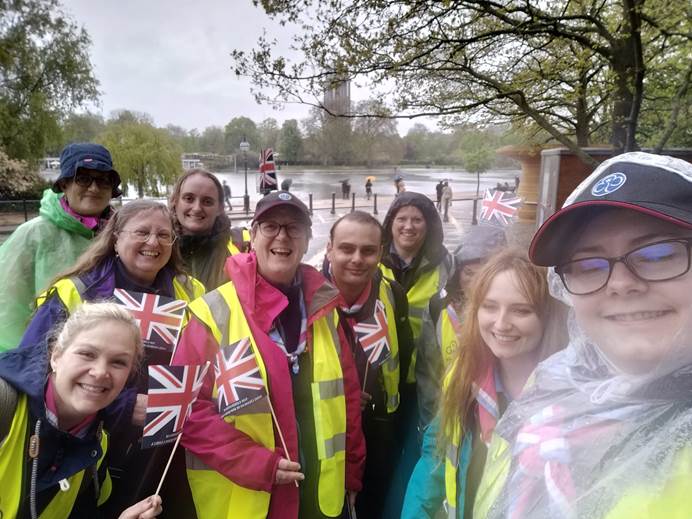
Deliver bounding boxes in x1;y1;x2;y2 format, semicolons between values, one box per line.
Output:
0;143;120;352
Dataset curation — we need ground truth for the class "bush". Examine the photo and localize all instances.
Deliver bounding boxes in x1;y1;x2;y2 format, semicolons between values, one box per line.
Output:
0;150;50;199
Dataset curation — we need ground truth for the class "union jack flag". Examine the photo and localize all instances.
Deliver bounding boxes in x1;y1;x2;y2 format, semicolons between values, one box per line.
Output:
113;289;186;351
480;189;522;226
353;299;391;367
142;364;209;449
214;337;268;417
258;148;278;193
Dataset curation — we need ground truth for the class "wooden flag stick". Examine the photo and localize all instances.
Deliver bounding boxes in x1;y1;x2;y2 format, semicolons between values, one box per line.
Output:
362;360;370;392
267;396;299;488
155;432;182;495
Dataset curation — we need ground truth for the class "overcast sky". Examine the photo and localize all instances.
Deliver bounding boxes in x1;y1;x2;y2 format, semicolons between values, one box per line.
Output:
62;0;425;137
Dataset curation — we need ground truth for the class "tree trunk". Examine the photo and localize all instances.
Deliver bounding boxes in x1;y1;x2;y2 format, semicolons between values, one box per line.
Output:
610;0;645;152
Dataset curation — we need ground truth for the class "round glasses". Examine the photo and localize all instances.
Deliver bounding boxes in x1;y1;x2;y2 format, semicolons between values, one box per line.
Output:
119;230;177;246
74;171;116;190
556;238;692;295
257;221;307;239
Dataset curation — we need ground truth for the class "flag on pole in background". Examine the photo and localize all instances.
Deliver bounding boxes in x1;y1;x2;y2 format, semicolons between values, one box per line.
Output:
480;189;522;226
142;363;209;449
353;299;391;367
214;337;268;417
113;289;186;351
258;148;278;194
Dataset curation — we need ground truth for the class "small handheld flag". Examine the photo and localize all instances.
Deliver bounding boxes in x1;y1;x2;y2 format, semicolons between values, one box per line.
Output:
142;364;209;449
214;337;268;417
258;148;278;194
113;289;186;351
353;299;391;368
480;189;522;226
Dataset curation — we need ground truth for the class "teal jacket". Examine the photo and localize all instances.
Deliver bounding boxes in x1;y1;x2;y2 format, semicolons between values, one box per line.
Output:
0;189;97;351
402;417;472;519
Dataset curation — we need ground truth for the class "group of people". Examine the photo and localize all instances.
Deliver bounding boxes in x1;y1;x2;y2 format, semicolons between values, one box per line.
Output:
1;143;691;519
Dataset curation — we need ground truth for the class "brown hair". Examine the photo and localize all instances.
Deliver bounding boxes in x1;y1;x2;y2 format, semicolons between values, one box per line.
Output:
329;210;383;243
438;248;567;447
53;200;187;285
168;169;232;237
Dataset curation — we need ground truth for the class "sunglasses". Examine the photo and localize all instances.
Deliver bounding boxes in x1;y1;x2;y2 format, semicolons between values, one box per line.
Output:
73;171;116;190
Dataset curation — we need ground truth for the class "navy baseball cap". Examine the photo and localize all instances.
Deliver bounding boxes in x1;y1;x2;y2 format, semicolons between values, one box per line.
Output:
252;191;311;225
530;152;692;266
53;143;121;197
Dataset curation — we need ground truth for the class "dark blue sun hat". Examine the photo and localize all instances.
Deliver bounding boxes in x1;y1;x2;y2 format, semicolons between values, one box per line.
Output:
53;143;121;197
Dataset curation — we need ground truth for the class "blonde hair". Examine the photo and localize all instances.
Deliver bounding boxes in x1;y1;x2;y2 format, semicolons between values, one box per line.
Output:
438;248;568;446
50;302;144;373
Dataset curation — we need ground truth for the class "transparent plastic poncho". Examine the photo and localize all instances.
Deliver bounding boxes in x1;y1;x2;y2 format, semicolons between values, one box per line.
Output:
481;267;692;518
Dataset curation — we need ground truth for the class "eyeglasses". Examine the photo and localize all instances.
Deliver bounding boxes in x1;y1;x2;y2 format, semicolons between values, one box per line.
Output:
556;238;692;295
257;220;307;239
74;171;115;190
119;230;177;246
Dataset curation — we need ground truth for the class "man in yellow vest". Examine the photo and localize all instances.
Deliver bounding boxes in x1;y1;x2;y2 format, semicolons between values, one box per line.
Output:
172;191;365;519
379;191;452;517
323;211;414;519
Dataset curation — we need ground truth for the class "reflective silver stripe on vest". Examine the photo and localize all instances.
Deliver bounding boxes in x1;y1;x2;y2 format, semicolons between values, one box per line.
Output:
445;500;456;519
446;443;459;468
385;351;399;371
409;306;427;320
323;432;346;458
186;450;213;471
316;379;344;400
388;392;400;409
203;290;231;346
70;276;87;296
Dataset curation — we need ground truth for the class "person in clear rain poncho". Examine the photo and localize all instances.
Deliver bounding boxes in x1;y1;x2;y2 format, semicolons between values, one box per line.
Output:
474;152;692;519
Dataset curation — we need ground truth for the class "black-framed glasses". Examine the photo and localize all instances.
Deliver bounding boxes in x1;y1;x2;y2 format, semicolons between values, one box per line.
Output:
257;220;308;239
556;238;692;295
74;171;115;190
119;230;177;246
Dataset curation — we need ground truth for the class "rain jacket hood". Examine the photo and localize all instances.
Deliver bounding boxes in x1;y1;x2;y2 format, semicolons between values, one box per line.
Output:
382;191;447;268
0;189;101;351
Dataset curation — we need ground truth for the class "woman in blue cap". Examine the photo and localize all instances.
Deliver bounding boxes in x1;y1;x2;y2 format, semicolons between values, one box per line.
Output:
0;143;121;351
475;152;692;518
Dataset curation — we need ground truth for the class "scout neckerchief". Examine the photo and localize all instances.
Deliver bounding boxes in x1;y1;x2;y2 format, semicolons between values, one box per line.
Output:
269;286;308;375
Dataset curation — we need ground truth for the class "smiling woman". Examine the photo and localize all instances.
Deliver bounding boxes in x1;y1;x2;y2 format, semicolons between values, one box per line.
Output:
14;200;205;518
0;302;162;519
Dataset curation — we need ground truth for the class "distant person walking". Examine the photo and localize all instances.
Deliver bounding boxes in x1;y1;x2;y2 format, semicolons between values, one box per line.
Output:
441;181;453;222
341;179;351;199
394;176;406;196
222;180;232;210
365;178;373;200
435;180;444;210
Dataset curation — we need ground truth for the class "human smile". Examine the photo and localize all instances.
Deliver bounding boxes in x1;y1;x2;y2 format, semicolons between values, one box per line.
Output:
271;247;292;257
604;310;672;322
140;250;160;257
492;332;520;343
78;382;108;394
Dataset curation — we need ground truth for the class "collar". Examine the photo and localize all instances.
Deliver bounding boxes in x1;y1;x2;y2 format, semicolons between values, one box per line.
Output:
59;196;102;230
44;377;97;437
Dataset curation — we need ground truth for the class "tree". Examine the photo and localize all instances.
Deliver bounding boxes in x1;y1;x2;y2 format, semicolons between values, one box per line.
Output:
59;112;106;149
278;119;303;164
257;118;280;149
459;132;496;197
198;126;226;154
0;149;47;199
98;118;183;198
234;0;692;163
224;117;259;153
0;0;99;162
352;100;400;167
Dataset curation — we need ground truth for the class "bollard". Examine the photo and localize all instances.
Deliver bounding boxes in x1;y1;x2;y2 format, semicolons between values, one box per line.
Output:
373;193;378;215
22;199;28;221
351;192;356;212
309;194;313;215
472;198;478;225
244;194;250;215
443;198;450;223
331;193;336;215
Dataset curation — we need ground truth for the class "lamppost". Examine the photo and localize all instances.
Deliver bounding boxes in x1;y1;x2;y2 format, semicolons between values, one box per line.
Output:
240;137;250;214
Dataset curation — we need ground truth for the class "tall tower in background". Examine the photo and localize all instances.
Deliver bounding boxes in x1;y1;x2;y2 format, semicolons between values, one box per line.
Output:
323;78;351;116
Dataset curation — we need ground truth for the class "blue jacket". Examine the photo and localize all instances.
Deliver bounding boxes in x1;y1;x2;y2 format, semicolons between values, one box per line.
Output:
0;346;108;517
402;417;472;519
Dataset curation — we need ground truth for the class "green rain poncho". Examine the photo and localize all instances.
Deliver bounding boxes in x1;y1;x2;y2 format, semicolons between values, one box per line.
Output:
0;189;95;351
